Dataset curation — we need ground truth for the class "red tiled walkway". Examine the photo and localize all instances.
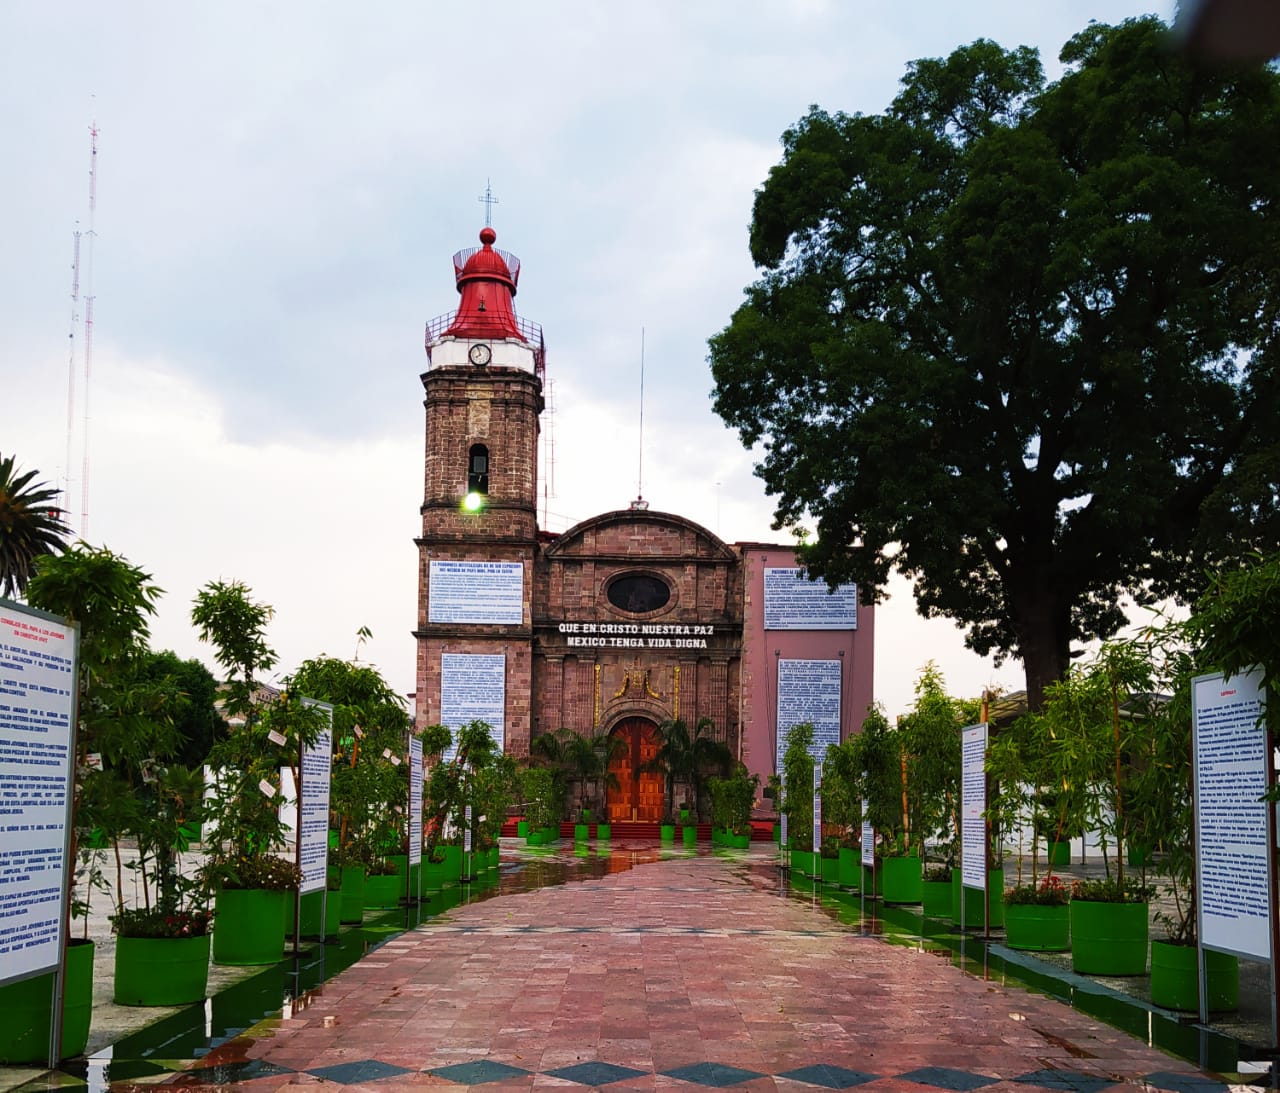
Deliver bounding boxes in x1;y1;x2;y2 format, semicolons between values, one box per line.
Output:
188;854;1223;1090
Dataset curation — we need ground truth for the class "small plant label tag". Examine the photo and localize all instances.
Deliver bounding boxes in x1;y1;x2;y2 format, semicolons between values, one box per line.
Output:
353;726;364;738
258;778;276;798
267;729;287;746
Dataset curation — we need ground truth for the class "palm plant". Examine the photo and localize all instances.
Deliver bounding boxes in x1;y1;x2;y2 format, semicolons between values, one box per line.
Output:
0;452;71;598
645;717;732;821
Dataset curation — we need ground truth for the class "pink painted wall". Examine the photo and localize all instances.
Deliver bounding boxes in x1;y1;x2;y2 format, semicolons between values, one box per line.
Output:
736;545;875;788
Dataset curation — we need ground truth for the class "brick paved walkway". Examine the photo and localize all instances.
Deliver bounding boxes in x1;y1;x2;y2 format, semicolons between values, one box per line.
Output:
163;854;1229;1091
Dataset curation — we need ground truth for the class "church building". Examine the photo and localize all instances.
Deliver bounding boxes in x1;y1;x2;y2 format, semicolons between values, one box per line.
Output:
413;226;874;821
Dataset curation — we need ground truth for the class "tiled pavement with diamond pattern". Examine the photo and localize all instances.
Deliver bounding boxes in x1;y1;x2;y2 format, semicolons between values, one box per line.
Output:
138;856;1228;1090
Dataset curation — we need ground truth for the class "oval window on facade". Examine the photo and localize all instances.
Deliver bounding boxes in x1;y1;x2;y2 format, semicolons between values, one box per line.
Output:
606;573;671;615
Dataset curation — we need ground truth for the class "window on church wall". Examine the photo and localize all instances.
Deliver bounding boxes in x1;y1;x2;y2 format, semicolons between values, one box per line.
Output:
606;572;671;615
468;444;489;495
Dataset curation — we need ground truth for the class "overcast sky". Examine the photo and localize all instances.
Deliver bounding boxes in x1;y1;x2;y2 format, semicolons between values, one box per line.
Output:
2;1;1178;723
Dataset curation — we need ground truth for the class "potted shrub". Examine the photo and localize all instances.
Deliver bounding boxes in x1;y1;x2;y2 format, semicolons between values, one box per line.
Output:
709;764;758;850
1036;642;1155;975
192;581;323;966
1133;634;1239;1011
290;653;411;913
780;723;818;877
1003;874;1071;952
19;545;169;1059
423;720;501;875
822;738;862;888
112;763;214;1005
849;707;922;903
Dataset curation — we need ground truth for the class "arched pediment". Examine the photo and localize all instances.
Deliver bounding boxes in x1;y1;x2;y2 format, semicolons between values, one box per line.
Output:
544;508;735;561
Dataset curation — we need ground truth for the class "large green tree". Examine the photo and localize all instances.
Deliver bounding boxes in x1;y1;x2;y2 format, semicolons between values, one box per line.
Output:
709;18;1280;708
0;453;72;598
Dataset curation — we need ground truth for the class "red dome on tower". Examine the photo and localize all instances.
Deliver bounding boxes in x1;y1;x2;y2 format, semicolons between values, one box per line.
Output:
443;227;524;341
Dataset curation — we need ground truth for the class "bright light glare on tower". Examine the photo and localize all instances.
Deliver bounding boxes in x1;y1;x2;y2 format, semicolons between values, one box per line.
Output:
462;491;485;512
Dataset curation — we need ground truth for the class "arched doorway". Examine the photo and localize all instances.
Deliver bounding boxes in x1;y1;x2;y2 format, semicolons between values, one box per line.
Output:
606;717;664;822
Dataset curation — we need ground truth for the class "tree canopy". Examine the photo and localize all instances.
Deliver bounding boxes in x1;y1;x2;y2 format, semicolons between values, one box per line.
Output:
0;453;71;599
708;17;1280;707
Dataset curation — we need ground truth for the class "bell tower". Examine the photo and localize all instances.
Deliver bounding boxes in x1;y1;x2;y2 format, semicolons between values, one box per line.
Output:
414;226;544;755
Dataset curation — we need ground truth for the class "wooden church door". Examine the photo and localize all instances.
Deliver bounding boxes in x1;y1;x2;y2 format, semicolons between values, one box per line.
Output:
606;717;664;822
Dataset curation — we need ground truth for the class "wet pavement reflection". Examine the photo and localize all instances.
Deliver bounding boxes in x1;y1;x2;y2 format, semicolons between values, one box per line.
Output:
9;841;1271;1090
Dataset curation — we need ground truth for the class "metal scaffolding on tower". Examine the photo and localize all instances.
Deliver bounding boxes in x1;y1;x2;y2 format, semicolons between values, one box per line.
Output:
81;121;98;538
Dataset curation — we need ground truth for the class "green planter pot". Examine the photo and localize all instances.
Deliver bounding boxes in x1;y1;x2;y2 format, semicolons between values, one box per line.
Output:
1046;840;1071;867
364;872;404;909
443;845;464;884
950;869;1005;927
516;820;530;837
596;823;611;842
682;825;698;848
922;879;952;917
837;848;859;889
339;866;366;923
0;938;94;1064
298;889;341;937
789;849;818;878
1070;899;1149;975
730;832;750;850
574;823;589;842
881;855;923;904
487;846;500;870
680;809;691;822
540;826;560;844
1150;941;1239;1012
213;888;288;966
423;858;447;890
773;822;781;844
660;823;676;842
1004;902;1070;952
820;855;839;883
114;933;211;1006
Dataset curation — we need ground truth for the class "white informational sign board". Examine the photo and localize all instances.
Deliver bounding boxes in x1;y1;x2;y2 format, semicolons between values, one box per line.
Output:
960;724;987;891
861;791;874;867
428;560;523;625
776;659;841;773
812;764;823;855
763;567;858;630
0;602;78;983
408;737;423;868
1193;669;1271;961
297;700;333;896
441;653;506;757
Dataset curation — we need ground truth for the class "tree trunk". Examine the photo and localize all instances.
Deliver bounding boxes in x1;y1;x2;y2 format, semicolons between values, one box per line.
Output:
1016;604;1071;713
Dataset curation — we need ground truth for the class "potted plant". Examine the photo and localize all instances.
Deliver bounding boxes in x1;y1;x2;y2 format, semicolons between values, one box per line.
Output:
291;652;411;915
1003;874;1071;952
1038;642;1155;975
780;723;819;879
18;545;166;1059
111;762;214;1006
1132;632;1239;1011
849;707;922;903
192;581;322;966
821;739;862;888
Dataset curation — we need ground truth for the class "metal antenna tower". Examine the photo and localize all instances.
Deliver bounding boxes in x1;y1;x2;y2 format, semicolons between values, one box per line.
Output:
62;224;81;520
80;121;98;537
